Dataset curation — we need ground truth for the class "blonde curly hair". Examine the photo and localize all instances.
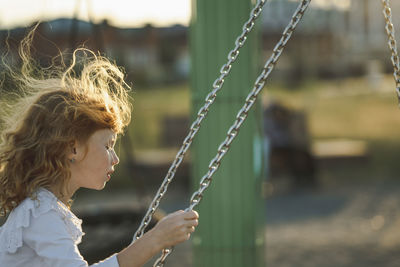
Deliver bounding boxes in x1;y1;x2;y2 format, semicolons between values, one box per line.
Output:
0;27;132;216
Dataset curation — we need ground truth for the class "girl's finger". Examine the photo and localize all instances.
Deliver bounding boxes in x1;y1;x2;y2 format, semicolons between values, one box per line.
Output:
184;218;198;227
183;210;199;220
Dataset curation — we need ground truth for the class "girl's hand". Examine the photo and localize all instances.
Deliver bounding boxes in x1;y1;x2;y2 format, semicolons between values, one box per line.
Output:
150;210;199;249
117;210;199;267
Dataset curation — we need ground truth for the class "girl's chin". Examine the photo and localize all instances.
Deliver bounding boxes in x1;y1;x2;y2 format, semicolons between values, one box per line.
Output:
89;183;107;191
98;182;107;190
82;179;108;191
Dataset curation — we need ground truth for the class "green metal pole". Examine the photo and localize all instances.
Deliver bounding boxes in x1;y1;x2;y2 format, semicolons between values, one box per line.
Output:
190;1;265;267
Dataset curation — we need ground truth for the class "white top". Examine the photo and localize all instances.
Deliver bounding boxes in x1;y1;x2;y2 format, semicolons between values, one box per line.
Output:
0;188;119;267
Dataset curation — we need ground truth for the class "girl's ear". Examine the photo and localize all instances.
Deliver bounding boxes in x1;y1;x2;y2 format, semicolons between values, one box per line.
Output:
68;141;77;163
70;140;87;161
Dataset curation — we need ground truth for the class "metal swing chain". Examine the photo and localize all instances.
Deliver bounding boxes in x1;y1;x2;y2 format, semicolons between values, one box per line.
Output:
188;0;311;215
152;0;312;266
132;0;267;242
382;0;400;103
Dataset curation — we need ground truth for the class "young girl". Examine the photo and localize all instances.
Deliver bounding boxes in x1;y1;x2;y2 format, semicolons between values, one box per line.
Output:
0;29;198;267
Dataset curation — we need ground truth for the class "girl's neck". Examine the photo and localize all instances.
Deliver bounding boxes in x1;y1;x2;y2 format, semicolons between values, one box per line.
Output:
48;185;74;207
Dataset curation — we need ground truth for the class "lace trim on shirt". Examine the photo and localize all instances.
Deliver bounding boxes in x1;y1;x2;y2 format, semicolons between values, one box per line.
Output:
0;188;83;253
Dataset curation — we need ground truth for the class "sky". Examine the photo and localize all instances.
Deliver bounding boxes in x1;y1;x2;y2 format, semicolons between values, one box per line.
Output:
0;0;191;29
0;0;350;30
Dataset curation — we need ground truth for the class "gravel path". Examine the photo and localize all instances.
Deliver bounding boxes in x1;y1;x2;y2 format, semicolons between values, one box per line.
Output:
155;180;400;267
265;181;400;267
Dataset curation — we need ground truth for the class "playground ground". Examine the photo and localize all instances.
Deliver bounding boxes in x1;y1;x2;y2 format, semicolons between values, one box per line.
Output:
73;175;400;267
263;179;400;267
148;179;400;267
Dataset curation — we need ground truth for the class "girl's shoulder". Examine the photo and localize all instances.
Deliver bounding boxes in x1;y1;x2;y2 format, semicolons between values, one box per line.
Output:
0;188;83;254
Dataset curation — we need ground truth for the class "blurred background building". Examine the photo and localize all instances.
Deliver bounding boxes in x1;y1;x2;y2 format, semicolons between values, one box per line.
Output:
1;0;399;87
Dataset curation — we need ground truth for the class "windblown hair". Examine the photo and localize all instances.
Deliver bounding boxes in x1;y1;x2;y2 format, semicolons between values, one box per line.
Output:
0;27;131;216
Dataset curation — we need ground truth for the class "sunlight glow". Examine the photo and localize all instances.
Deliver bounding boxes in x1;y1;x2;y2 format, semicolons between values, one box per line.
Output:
0;0;191;29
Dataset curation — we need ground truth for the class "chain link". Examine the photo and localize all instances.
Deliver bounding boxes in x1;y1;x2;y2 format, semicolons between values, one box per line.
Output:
382;0;400;104
153;248;173;267
131;0;267;244
152;0;311;266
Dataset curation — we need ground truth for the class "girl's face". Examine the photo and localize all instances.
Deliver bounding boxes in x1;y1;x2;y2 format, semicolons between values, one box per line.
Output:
68;128;119;192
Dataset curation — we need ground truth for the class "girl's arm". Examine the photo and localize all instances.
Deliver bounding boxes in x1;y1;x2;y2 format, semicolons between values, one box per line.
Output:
116;210;199;267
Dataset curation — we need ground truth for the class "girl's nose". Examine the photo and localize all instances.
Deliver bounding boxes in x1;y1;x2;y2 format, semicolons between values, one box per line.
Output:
111;150;119;166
